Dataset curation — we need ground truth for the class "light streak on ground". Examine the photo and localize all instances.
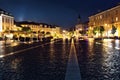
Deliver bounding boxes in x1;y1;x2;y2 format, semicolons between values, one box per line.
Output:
96;42;120;50
0;40;40;48
65;39;81;80
0;40;60;58
115;47;120;50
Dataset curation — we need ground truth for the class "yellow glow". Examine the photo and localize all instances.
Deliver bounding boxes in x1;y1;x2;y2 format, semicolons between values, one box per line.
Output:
0;16;2;32
63;30;66;33
104;24;107;26
0;55;4;58
10;52;14;55
88;38;94;42
115;40;120;49
10;42;19;47
115;30;118;36
103;39;111;42
116;17;118;21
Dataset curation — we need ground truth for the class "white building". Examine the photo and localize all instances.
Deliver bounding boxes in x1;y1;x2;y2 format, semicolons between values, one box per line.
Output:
0;9;14;33
0;9;14;39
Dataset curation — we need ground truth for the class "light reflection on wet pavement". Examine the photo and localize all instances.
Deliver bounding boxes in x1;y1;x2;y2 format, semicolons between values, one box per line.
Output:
0;39;120;80
76;39;120;80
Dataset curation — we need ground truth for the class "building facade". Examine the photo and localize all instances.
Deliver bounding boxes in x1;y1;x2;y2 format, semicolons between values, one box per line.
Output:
75;16;88;38
0;9;14;39
17;21;61;38
89;5;120;37
0;9;14;32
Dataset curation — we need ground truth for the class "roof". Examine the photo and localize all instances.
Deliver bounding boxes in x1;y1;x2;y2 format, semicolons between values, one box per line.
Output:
16;21;59;28
89;4;120;18
0;8;13;16
17;21;40;25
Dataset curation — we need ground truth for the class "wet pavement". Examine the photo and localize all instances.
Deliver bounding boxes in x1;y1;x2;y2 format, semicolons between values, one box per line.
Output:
0;39;120;80
65;39;81;80
76;39;120;80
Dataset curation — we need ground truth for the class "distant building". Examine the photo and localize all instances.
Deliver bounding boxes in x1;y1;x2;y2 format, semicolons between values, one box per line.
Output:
0;9;14;32
13;21;22;31
75;15;88;37
89;4;120;37
16;21;61;38
75;16;83;31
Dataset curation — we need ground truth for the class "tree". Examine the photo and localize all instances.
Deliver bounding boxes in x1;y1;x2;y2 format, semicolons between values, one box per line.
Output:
111;25;117;36
79;30;86;36
93;26;104;37
93;27;99;35
22;27;31;32
99;26;105;36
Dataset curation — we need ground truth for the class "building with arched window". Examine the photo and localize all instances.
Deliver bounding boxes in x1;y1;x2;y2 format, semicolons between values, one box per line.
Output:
0;9;14;39
89;4;120;37
0;9;14;32
16;21;62;38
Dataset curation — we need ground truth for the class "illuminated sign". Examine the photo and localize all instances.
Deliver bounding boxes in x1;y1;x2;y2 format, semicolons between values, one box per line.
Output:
0;16;2;32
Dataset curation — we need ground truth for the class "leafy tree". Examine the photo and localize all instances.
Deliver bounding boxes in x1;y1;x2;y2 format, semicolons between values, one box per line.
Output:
111;25;117;36
99;26;104;34
99;26;105;36
79;30;86;36
22;27;31;32
92;26;104;37
93;27;99;35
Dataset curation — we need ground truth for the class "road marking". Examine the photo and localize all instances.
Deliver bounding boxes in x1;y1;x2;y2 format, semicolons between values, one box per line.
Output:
0;40;61;58
65;39;81;80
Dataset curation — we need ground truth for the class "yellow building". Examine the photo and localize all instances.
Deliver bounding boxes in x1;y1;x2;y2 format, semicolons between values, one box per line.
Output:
89;4;120;37
17;21;61;38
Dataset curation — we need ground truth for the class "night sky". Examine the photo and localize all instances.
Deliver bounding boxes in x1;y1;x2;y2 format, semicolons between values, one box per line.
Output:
0;0;120;28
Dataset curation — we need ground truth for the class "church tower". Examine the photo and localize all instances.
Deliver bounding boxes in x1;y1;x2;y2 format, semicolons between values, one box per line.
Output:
75;15;83;31
75;15;84;37
77;15;82;24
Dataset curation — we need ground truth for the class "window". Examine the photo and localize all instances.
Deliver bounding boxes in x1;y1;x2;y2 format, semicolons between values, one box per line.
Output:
116;17;118;21
44;25;47;28
115;10;118;15
100;15;102;19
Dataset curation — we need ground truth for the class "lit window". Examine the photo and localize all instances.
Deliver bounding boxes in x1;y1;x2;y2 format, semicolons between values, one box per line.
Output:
116;17;118;21
100;15;102;19
45;25;47;28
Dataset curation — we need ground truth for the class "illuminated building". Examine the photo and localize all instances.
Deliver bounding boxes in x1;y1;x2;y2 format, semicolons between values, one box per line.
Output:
75;16;88;38
0;9;14;33
89;4;120;37
16;21;61;38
